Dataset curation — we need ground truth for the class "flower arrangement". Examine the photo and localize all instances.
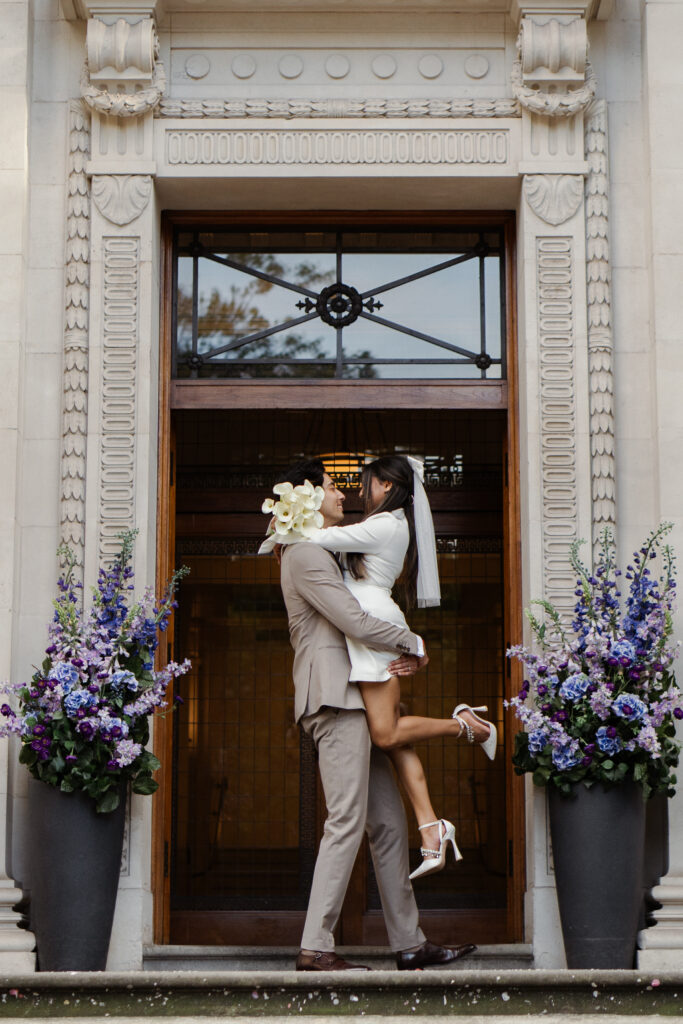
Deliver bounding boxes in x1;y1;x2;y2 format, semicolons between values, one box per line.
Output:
507;524;682;799
258;479;324;553
0;531;190;812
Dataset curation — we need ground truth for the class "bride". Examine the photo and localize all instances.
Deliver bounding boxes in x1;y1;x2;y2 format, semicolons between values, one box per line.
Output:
273;454;496;880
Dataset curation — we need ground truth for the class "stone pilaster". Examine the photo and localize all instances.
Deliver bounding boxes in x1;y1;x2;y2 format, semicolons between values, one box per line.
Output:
511;0;596;967
69;0;163;970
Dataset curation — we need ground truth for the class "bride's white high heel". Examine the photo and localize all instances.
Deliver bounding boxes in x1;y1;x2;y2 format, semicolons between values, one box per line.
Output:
452;703;497;761
409;818;463;881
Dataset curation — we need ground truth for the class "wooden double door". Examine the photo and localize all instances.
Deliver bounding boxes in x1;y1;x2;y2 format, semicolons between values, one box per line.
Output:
157;405;524;946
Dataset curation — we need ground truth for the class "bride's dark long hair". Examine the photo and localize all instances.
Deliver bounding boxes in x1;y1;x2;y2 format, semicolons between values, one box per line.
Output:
346;455;419;609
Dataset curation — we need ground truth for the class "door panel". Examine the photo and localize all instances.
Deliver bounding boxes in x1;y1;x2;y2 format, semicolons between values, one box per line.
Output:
169;408;515;944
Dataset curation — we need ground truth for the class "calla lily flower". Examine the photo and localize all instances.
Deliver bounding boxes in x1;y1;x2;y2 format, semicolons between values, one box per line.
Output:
260;478;325;547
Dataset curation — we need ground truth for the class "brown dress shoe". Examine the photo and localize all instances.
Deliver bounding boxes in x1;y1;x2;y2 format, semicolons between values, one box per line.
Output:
396;939;477;970
296;950;371;971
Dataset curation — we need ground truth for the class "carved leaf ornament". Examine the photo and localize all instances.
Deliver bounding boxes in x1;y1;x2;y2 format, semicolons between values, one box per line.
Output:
92;174;153;226
80;60;166;118
524;174;584;226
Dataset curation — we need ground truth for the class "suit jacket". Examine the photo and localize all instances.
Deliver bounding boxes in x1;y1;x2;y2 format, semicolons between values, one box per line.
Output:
280;542;422;722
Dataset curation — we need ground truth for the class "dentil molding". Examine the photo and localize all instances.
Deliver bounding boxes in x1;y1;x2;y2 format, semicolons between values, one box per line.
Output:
524;173;584;225
92;174;153;225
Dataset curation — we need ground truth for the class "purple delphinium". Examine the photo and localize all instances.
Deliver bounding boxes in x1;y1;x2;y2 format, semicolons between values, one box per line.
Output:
506;524;682;796
0;530;191;810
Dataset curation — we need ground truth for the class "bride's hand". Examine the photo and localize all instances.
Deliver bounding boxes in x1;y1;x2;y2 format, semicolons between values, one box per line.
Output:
388;654;420;676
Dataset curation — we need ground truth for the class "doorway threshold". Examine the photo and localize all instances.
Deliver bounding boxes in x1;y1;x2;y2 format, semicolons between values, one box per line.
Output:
143;944;534;972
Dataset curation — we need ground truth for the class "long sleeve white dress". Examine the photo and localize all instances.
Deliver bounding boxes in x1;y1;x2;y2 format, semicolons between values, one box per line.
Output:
308;510;411;682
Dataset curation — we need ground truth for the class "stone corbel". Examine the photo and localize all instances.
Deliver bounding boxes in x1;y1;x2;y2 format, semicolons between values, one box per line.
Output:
81;16;165;118
511;15;596;118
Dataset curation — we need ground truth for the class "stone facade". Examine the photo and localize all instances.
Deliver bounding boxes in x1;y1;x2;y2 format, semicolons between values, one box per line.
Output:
1;0;682;972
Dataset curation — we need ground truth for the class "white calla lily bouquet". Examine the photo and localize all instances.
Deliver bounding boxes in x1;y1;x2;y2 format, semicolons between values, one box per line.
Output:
258;479;325;554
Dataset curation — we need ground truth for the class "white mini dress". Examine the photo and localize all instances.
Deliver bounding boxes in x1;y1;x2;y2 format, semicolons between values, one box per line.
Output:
309;510;411;683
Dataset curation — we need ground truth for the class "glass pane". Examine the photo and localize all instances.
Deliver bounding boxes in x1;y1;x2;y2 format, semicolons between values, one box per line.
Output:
174;229;506;380
344;252;482;354
485;255;502;362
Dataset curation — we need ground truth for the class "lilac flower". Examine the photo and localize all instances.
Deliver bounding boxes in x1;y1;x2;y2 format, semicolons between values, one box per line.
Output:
589;686;614;721
114;739;142;767
636;724;661;757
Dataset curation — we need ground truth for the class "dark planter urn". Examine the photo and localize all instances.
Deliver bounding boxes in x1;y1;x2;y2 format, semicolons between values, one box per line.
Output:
548;781;646;969
28;779;126;971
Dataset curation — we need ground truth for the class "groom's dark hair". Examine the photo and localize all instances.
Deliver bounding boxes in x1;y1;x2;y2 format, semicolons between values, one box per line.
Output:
277;458;326;488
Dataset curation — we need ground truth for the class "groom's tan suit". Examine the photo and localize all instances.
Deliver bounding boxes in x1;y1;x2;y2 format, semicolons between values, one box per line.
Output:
281;541;426;953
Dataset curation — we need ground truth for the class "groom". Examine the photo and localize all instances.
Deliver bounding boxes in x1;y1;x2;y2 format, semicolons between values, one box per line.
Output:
275;458;476;971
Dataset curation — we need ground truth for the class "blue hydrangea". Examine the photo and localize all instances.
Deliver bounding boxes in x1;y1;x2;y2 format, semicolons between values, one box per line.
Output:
63;689;98;717
610;639;636;665
559;672;591;702
596;726;622;756
612;693;647;721
551;743;580;771
48;662;79;690
110;670;139;696
98;714;129;739
528;729;548;754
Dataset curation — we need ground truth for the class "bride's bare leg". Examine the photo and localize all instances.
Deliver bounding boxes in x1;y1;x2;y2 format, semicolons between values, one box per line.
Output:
359;679;443;853
388;745;444;856
358;677;490;749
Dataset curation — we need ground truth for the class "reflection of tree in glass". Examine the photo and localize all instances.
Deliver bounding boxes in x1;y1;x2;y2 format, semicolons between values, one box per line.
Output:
176;252;377;379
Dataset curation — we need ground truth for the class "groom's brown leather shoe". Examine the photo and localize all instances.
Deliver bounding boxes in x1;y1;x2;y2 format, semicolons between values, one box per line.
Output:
396;940;477;970
296;950;371;971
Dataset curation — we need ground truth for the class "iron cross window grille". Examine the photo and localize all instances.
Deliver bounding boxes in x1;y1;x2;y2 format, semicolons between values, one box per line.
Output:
173;228;506;381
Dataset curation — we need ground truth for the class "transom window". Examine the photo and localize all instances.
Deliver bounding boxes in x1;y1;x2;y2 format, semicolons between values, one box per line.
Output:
173;227;506;380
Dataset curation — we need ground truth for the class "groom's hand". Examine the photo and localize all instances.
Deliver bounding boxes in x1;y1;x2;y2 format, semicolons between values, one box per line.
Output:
389;652;429;676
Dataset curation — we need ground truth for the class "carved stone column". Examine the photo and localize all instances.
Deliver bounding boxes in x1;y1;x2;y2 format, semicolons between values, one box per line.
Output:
74;0;163;970
511;0;598;967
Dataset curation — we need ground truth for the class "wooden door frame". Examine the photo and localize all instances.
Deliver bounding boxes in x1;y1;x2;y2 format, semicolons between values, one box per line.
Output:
153;209;524;945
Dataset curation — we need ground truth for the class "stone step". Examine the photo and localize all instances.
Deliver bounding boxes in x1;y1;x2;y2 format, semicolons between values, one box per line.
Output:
0;970;679;1018
142;943;534;972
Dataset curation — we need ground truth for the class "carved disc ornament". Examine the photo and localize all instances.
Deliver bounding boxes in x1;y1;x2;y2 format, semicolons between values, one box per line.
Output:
316;283;363;327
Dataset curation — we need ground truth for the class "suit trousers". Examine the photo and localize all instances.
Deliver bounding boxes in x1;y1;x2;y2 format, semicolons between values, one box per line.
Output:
300;706;426;953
